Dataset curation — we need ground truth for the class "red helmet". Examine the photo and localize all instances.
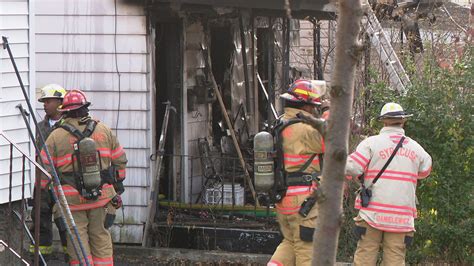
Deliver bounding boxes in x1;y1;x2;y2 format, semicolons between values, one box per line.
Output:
57;89;90;112
280;79;327;106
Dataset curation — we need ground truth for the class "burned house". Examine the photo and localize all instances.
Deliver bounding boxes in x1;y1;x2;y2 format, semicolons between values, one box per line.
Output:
147;0;336;204
3;0;466;260
1;0;336;252
142;0;337;249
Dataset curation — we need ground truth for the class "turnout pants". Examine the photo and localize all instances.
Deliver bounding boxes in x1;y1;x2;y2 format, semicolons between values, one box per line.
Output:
268;194;318;266
30;187;53;257
353;220;414;266
30;188;70;264
66;202;116;266
52;204;70;259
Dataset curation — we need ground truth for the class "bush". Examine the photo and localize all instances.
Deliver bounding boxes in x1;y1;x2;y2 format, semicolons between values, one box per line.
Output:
403;47;473;264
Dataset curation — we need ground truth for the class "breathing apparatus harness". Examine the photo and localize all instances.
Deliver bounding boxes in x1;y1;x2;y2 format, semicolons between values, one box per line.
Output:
271;117;323;203
60;120;103;200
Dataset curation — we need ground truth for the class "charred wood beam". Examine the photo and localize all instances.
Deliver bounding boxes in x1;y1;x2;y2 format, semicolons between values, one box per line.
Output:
267;18;275;125
152;0;334;12
147;2;336;20
282;18;291;88
313;19;323;79
253;9;336;21
239;10;252;113
251;15;259;132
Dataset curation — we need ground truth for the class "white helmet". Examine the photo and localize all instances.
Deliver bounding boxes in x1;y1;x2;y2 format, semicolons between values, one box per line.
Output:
38;84;66;102
378;102;413;120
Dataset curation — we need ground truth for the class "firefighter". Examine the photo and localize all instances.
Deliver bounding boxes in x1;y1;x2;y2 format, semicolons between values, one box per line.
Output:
30;84;68;263
41;89;127;266
268;79;326;266
346;102;432;265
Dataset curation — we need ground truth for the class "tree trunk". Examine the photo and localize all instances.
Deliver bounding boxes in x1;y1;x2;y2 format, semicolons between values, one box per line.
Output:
312;1;363;265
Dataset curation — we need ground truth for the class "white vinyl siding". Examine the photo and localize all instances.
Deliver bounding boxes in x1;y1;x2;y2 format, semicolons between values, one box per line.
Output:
0;0;34;203
35;0;150;243
290;20;335;81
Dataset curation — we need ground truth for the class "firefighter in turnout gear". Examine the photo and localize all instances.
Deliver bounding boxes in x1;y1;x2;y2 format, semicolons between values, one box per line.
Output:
268;79;326;266
41;89;127;266
30;84;68;263
346;102;432;265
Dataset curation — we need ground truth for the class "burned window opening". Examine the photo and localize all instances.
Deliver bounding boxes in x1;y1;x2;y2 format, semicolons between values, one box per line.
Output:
210;25;233;148
256;27;276;128
155;21;182;201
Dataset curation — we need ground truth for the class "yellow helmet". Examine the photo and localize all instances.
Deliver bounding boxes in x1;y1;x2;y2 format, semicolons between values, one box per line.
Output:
38;84;66;102
378;102;413;120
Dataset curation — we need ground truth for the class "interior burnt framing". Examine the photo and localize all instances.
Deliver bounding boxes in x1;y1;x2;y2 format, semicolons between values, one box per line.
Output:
147;1;336;205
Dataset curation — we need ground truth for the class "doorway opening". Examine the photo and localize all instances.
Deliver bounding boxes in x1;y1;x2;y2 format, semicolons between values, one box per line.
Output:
155;21;182;201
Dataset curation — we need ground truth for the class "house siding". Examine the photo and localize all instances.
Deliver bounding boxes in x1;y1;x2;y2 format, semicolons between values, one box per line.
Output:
290;20;335;82
0;0;34;203
34;0;150;243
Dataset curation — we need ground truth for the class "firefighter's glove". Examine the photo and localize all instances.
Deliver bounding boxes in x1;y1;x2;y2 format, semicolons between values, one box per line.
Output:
114;181;125;195
100;166;117;184
111;195;123;209
296;112;327;137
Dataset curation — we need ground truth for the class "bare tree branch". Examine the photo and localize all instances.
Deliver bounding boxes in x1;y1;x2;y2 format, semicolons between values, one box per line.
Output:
441;4;468;34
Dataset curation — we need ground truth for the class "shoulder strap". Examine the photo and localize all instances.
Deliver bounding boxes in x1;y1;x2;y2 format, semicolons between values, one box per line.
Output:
370;136;405;187
298;153;317;172
318;154;324;172
275;118;320;173
60;123;84;140
274;118;303;177
82;120;98;138
60;120;98;140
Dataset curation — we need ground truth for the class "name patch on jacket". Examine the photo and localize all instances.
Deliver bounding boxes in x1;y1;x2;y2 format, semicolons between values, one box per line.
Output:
379;147;417;162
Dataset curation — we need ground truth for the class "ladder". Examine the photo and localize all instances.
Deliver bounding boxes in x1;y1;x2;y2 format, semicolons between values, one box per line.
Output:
362;6;411;93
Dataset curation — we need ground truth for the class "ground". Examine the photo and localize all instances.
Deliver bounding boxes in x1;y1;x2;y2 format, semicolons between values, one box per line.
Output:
33;246;270;266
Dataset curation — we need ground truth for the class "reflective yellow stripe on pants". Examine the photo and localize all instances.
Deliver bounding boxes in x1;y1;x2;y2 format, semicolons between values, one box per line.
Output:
29;245;53;255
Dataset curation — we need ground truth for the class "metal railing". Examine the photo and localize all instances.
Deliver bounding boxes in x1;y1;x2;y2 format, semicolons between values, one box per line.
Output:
0;130;48;265
158;152;274;210
152;150;279;250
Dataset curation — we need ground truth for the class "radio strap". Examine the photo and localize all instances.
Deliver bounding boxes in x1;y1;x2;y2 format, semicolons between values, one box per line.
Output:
366;136;405;189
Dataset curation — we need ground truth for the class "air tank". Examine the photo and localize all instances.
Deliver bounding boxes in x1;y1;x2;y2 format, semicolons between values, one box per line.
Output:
253;131;275;192
78;137;102;190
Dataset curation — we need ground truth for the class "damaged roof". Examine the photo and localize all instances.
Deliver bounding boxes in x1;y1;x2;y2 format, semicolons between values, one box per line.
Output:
148;0;337;19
